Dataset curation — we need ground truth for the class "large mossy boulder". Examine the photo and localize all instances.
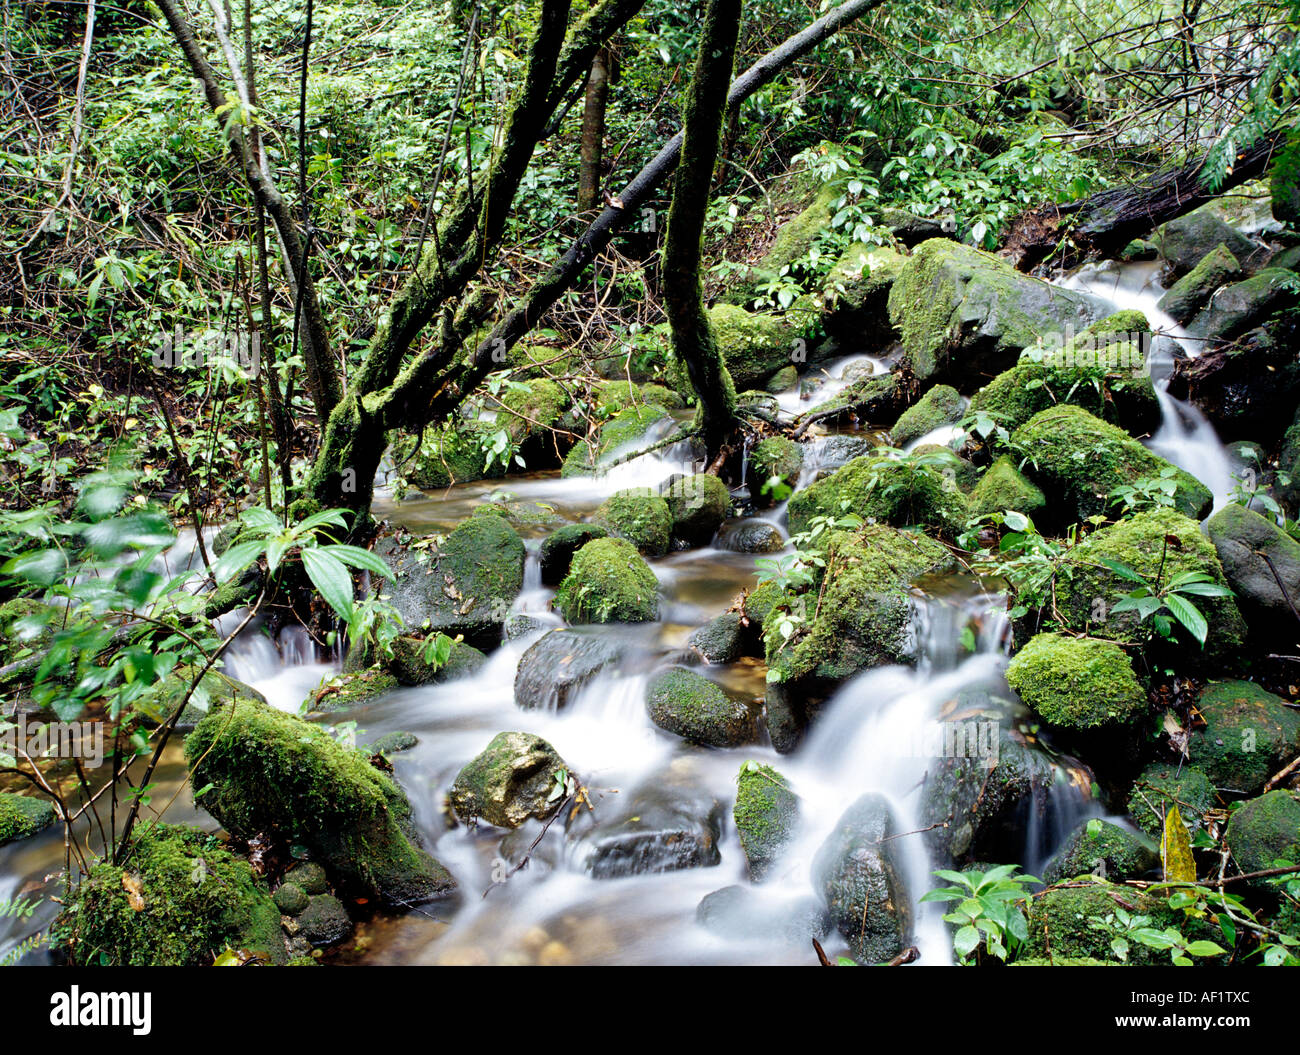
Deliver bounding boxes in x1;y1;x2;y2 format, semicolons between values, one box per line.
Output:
1012;406;1211;524
497;378;567;444
1126;763;1217;839
593;488;673;556
307;665;400;713
813;793;913;964
1052;508;1246;665
1188;680;1300;794
554;537;659;623
890;384;965;447
1005;633;1146;732
186;697;456;905
645;667;760;748
52;824;286;966
699;304;798;390
786;453;967;538
538;524;608;586
1022;883;1197;965
0;792;55;847
1205;501;1300;631
514;628;624;711
1157;243;1242;324
734;761;799;881
971;312;1160;435
887;238;1107;387
663;473;731;545
562;404;672;477
376;516;525;647
967;455;1047;519
1042;819;1159;883
1153;202;1261;279
1223;791;1300;875
387;636;486;686
764;527;952;751
449;731;570;829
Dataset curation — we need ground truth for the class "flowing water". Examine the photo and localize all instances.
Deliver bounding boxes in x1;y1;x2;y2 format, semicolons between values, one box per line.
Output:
3;257;1231;967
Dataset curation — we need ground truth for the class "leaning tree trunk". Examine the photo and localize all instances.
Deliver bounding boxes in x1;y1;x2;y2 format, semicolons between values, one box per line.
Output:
1003;131;1285;271
577;47;610;212
662;0;741;459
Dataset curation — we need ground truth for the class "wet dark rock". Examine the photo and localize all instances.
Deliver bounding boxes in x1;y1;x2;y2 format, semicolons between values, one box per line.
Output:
645;667;761;748
813;793;913;965
514;628;624;710
503;612;551;641
449;731;570;829
1153;205;1264;279
734;761;799;881
1205;503;1300;634
1185;268;1300;346
687;612;748;664
297;894;352;947
715;519;785;554
368;731;419;756
696;885;831;944
388;636;486;686
539;524;609;585
1041;820;1159;884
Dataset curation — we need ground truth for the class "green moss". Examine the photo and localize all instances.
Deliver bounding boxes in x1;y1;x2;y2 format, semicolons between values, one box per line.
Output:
307;666;400;712
539;524;609;585
274;882;310;915
750;437;804;497
663;473;731;544
1272;129;1300;227
561;404;673;477
743;579;784;631
594;487;673;555
1224;791;1300;876
186;697;456;905
1189;680;1300;794
449;731;569;829
497;378;567;443
387;636;486;686
787;454;967;537
1023;884;1198;965
1126;764;1217;839
1054;508;1247;666
51;824;286;966
734;762;799;881
1013;405;1211;523
967;454;1047;518
645;667;759;748
134;665;267;729
703;304;797;390
393;420;505;490
1042;820;1159;883
0;596;57;665
800;371;904;425
554;537;659;623
823;244;906;313
767;526;952;686
0;792;55;846
594;380;685;415
1006;633;1145;730
891;385;966;447
1157;244;1241;323
504;342;577;378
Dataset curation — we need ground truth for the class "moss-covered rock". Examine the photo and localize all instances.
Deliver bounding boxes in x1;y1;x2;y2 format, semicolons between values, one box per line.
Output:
1157;243;1242;324
813;793;912;964
967;454;1047;518
1186;268;1300;344
449;731;570;829
1042;820;1159;883
134;665;268;730
703;303;799;390
1154;203;1261;279
554;537;659;623
593;488;672;556
663;473;730;545
297;893;352;947
186;697;456;905
561;404;673;477
1023;883;1193;965
787;453;967;537
387;636;486;686
972;313;1160;435
645;667;760;748
497;378;567;442
821;243;906;345
0;792;55;846
273;881;310;916
1012;406;1212;524
1223;791;1300;875
750;436;804;499
1005;633;1146;732
1126;763;1217;839
1272;130;1300;227
284;861;328;895
799;371;908;426
539;524;609;586
1206;501;1300;631
52;824;286;966
307;665;400;713
369;730;419;756
688;611;748;664
734;761;799;881
887;238;1107;386
395;420;506;490
1052;508;1246;666
376;516;525;646
891;384;966;447
765;365;799;393
1188;680;1300;794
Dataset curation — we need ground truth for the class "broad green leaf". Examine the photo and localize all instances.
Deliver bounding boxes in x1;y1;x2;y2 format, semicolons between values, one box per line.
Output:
1163;593;1208;646
323;544;393;580
301;546;354;622
212;540;265;584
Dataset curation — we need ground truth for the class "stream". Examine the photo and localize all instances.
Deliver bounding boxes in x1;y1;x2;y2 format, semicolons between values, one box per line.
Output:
0;258;1240;966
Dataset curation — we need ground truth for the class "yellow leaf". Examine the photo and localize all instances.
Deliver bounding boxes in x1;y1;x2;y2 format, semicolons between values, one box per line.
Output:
121;873;145;912
1161;805;1196;883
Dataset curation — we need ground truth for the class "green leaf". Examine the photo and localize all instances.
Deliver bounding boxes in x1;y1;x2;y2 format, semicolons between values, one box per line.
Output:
301;546;354;623
953;925;981;959
2;548;67;586
212;540;265;584
323;544;393;580
1163;593;1208;646
1100;558;1147;584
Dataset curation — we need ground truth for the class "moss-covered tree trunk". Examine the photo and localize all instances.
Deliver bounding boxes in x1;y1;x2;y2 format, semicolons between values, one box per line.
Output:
662;0;741;460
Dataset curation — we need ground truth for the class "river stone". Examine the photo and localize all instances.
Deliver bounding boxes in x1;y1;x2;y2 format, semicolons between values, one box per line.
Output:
696;885;831;944
503;613;551;641
297;894;352;947
687;612;747;664
663;473;731;545
891;384;966;447
369;730;419;756
734;762;799;881
284;861;329;895
1188;680;1300;794
515;629;624;711
0;792;56;846
1156;242;1241;324
387;636;486;686
375;516;525;649
554;537;659;624
273;881;310;916
1153;204;1262;279
1223;791;1300;877
539;524;609;585
1186;268;1300;345
645;667;761;748
813;793;913;964
715;519;785;554
887;238;1109;387
920;729;1065;867
568;766;724;879
1041;819;1159;884
1126;763;1216;839
449;731;570;829
749;437;804;495
1205;502;1300;630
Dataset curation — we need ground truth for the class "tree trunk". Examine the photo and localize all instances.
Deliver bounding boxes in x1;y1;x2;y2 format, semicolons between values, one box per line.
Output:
577;47;610;212
1003;131;1285;271
662;0;741;458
